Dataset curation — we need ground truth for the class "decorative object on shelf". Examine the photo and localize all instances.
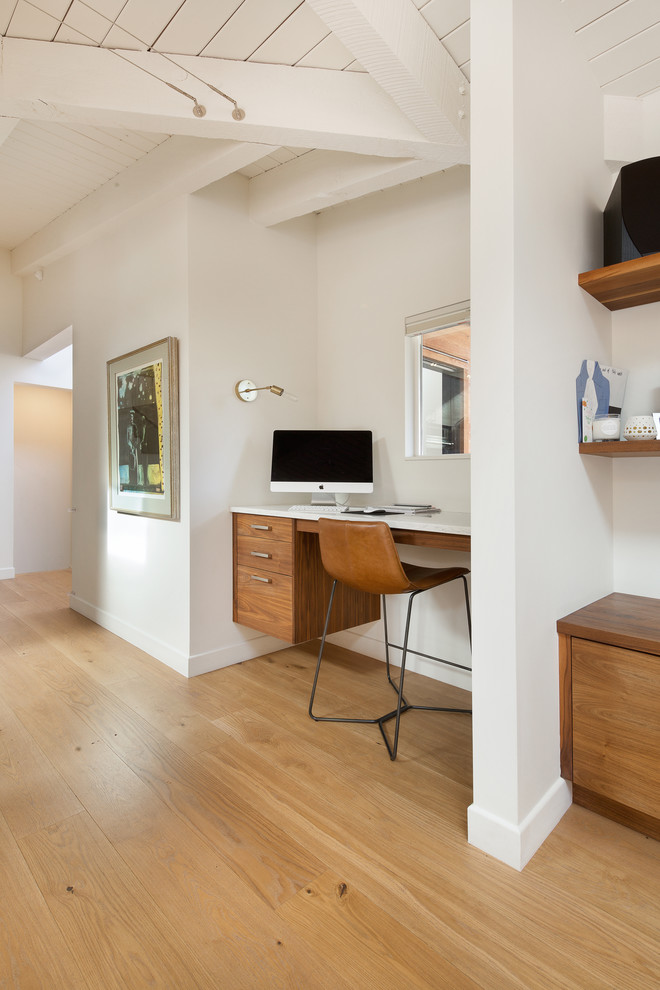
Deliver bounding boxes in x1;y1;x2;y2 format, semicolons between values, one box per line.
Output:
593;414;621;441
107;337;179;520
234;379;298;402
654;413;660;439
576;360;609;442
599;365;628;415
623;414;656;439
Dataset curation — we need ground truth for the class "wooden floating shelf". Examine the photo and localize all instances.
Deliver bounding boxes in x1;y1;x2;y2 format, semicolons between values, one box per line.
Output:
580;439;660;457
578;252;660;311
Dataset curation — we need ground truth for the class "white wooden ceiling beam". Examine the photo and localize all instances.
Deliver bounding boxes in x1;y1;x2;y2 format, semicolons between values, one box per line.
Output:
306;0;469;147
0;116;19;145
11;138;275;276
249;149;455;226
0;37;466;165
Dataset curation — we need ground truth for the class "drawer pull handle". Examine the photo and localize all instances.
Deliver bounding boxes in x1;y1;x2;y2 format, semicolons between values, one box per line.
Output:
250;524;271;531
250;575;271;583
251;551;271;558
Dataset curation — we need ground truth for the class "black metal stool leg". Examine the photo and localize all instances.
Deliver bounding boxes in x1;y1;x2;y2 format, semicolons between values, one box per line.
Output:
379;589;419;760
310;574;472;760
461;575;472;647
309;579;337;719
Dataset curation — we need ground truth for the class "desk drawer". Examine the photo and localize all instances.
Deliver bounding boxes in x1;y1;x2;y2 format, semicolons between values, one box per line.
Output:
234;514;293;543
234;564;293;642
237;537;293;574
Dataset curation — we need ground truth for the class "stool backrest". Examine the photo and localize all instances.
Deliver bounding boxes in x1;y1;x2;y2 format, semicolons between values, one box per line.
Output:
317;518;413;595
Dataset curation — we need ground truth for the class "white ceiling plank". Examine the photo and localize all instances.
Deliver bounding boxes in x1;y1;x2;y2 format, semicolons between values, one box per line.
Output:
306;0;469;146
201;0;302;60
10;138;278;274
295;31;355;69
62;1;113;44
440;21;470;70
17;121;157;170
0;38;465;163
0;0;17;34
115;0;191;49
575;0;660;61
102;24;146;50
249;3;329;66
6;0;59;40
248;148;458;226
151;0;242;58
590;22;660;86
54;24;98;45
26;0;70;18
89;0;127;19
419;0;469;41
560;0;631;33
602;56;660;98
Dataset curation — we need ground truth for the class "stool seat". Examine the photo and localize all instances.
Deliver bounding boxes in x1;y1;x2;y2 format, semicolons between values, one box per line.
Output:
401;562;470;592
309;517;472;760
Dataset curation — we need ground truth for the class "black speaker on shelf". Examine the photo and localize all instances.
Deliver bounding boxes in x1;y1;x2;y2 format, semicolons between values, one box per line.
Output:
603;156;660;266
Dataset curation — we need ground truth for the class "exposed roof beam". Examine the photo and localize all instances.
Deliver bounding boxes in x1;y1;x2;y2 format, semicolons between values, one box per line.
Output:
306;0;469;146
0;116;19;145
0;37;466;165
11;138;274;276
249;149;455;226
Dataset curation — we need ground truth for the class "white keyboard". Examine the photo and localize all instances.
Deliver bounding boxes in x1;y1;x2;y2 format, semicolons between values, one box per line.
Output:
288;504;350;513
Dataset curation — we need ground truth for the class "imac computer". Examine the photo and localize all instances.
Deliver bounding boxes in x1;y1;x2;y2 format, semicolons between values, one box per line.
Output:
270;429;373;504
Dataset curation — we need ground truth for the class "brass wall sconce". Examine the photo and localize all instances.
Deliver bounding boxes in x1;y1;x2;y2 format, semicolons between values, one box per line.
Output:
235;379;298;402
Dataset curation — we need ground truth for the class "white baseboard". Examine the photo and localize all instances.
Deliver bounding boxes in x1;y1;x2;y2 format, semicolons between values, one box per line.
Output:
467;776;572;870
69;593;290;678
69;593;190;676
0;567;16;580
188;633;290;677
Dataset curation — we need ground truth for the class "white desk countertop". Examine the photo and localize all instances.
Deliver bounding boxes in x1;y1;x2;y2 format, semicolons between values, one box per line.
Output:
230;505;471;537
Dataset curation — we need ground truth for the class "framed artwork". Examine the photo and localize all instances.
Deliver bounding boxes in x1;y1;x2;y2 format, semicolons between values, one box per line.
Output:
107;337;179;520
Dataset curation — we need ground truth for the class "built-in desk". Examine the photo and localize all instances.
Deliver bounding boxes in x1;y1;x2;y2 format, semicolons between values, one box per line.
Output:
231;506;470;645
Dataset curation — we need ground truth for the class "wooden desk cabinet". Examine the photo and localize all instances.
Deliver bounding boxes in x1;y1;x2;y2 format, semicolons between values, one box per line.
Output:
558;594;660;840
232;512;380;644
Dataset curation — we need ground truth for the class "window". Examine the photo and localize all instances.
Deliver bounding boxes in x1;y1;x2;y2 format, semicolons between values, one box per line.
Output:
405;302;470;457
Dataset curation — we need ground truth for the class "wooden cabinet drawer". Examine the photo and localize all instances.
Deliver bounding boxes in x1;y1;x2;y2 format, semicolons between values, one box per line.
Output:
572;637;660;820
236;537;293;574
234;564;293;642
234;513;293;543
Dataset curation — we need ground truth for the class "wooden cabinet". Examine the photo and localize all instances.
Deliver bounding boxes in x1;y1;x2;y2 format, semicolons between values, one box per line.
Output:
558;594;660;839
232;512;380;644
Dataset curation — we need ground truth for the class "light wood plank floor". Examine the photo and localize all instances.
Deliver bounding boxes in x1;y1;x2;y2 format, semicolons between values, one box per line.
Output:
0;571;658;989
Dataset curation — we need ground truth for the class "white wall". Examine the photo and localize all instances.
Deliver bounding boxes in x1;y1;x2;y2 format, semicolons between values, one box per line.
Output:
469;0;613;869
612;301;660;595
0;250;74;579
14;383;72;573
314;167;472;686
23;200;193;673
0;250;23;578
187;175;318;673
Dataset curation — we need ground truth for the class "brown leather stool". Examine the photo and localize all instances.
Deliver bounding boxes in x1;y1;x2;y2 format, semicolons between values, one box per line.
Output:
309;517;472;760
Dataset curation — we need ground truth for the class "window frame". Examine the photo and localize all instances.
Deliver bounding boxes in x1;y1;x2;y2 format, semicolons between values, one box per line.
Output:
404;301;471;459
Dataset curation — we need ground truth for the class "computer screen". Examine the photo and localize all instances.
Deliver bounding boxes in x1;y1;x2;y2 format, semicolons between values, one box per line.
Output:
270;430;373;495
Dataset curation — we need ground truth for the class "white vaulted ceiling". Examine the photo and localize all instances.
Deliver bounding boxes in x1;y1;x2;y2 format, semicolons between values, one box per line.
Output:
0;0;658;273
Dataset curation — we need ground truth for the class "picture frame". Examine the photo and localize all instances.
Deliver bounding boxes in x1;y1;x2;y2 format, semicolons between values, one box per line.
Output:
107;337;179;520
